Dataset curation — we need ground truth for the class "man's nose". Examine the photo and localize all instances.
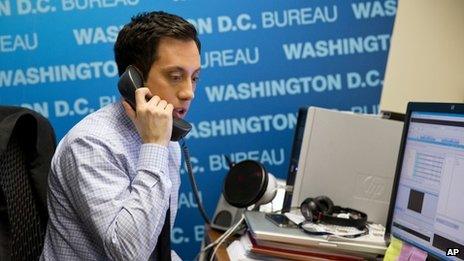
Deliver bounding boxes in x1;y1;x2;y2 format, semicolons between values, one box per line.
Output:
178;81;195;101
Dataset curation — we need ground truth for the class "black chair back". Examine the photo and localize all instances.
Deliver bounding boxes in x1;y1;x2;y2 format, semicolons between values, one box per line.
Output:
0;107;56;261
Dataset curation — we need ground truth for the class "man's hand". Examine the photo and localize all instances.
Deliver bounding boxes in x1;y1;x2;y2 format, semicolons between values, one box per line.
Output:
122;88;173;147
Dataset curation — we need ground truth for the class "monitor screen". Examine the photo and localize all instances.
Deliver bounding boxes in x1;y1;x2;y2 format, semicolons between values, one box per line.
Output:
389;105;464;260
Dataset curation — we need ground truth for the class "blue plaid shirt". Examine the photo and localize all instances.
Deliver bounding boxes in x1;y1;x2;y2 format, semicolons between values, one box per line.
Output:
41;102;182;260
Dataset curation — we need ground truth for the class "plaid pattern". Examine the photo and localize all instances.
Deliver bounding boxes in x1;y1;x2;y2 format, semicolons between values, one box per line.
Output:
40;102;181;260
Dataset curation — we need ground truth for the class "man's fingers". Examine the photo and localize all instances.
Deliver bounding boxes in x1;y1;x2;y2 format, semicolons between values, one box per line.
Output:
165;103;174;113
157;100;168;109
147;95;161;107
135;88;152;109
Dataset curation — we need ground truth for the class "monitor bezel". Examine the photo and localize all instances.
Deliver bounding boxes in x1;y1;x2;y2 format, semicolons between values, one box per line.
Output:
282;107;308;213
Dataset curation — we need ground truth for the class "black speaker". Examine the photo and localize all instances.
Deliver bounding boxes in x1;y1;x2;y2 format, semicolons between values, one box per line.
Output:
223;160;277;208
211;160;278;231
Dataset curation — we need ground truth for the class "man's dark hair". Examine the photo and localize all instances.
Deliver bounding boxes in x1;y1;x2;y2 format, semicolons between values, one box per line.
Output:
114;11;201;79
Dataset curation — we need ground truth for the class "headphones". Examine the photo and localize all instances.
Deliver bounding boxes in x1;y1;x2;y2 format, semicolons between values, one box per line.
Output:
300;196;368;230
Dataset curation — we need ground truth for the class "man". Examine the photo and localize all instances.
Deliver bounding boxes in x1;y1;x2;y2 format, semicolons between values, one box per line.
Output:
41;11;201;260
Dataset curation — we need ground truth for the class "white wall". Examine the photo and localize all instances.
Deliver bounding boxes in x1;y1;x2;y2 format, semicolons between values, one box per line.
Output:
380;0;464;114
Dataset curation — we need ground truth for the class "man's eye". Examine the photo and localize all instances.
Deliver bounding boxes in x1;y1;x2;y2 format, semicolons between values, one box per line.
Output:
192;76;200;83
170;75;182;81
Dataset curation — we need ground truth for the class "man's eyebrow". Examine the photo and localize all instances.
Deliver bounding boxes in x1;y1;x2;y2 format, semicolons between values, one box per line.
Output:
162;66;184;72
162;66;201;74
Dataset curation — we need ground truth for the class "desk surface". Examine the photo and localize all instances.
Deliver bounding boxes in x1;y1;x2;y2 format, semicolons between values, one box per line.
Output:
204;222;385;261
204;225;238;261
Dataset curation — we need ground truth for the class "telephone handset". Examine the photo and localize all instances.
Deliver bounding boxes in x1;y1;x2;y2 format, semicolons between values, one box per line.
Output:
118;65;192;141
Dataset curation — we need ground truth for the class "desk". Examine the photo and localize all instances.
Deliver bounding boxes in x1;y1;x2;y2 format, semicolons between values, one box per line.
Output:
203;225;385;261
202;225;237;261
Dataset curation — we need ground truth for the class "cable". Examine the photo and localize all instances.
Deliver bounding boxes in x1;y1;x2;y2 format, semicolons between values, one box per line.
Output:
195;215;245;261
209;215;245;261
180;139;211;225
223;155;234;169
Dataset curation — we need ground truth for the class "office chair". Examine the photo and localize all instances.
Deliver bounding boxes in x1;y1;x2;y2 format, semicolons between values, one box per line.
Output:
0;106;56;261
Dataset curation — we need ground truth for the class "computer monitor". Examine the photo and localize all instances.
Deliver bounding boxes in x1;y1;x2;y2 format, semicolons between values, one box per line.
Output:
386;102;464;260
282;107;308;213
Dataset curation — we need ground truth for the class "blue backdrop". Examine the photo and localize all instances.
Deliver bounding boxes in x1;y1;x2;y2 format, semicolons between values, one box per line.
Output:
0;0;396;259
